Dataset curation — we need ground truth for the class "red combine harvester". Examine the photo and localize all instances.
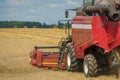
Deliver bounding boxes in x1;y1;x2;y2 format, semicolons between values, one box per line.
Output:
30;0;120;77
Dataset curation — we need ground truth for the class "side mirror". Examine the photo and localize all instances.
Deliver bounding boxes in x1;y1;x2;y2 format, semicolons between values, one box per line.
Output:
65;10;68;18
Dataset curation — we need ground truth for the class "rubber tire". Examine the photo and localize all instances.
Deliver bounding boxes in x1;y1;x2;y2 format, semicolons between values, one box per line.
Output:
83;54;98;77
66;43;79;71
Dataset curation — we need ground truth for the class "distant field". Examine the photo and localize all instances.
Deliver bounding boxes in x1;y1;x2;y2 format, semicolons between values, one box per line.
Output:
0;28;119;80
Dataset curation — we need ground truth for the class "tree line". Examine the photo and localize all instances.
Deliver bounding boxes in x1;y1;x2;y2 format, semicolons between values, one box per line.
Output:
0;21;69;28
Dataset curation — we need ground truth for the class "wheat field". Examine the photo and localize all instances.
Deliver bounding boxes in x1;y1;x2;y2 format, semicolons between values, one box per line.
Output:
0;28;119;80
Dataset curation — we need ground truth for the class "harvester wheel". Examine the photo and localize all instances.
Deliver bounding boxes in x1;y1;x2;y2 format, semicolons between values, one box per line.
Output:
66;43;79;71
83;54;98;77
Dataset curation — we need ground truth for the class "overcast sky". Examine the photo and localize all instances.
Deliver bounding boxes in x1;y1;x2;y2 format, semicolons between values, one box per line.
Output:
0;0;83;24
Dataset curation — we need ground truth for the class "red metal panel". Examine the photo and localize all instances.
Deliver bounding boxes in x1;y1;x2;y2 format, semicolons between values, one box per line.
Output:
42;53;66;68
72;16;92;24
72;16;93;22
72;29;92;58
30;59;37;66
116;22;120;44
29;50;37;65
92;16;109;50
36;50;42;66
92;16;120;51
43;54;59;62
72;16;93;58
107;22;120;49
30;50;66;69
72;16;120;59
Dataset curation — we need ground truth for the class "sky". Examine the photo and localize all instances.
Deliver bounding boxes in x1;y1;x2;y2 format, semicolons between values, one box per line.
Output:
0;0;83;24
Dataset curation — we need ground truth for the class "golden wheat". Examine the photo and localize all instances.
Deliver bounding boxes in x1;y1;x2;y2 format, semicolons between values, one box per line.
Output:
0;28;119;80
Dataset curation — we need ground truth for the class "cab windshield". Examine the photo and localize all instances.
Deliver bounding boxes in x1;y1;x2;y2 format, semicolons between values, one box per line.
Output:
84;0;94;6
